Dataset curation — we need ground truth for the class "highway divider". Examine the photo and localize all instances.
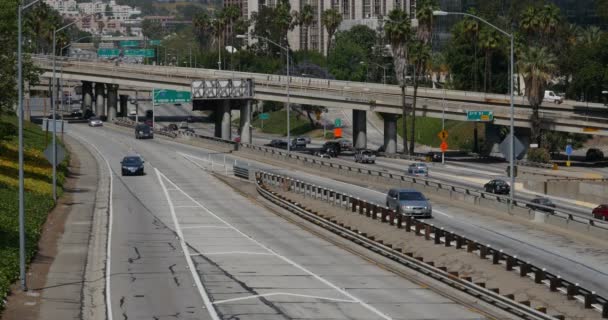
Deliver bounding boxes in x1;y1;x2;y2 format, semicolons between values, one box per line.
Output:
256;171;608;319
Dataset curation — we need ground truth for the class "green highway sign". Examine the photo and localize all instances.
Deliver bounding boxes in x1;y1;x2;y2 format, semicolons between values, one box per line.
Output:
124;49;155;58
120;40;139;47
334;118;342;128
466;110;494;122
149;40;161;46
153;89;191;103
259;113;270;120
97;48;120;57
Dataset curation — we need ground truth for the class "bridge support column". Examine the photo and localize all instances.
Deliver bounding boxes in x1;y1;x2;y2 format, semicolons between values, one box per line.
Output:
106;84;118;122
353;110;367;149
119;95;128;117
240;100;252;144
94;83;106;120
214;100;231;140
82;81;93;113
383;113;397;154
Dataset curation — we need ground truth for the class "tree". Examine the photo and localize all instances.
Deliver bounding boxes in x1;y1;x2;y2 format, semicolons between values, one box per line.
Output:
274;0;295;48
462;13;480;91
105;4;113;17
479;27;501;92
223;5;241;69
517;46;557;145
321;9;342;56
142;19;164;39
385;9;413;153
327;36;366;81
408;40;431;154
298;4;314;51
193;11;211;48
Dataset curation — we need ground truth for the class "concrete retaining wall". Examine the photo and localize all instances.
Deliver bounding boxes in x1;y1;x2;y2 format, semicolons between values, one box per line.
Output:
524;179;607;204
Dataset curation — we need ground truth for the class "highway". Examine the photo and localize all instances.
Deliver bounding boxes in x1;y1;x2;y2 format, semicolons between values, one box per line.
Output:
70;123;490;320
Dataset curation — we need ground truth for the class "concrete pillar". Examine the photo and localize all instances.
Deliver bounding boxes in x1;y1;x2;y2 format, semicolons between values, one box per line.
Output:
353;109;367;149
94;83;105;119
214;100;231;140
106;84;118;122
383;113;397;153
82;81;93;112
240;100;252;144
119;95;128;117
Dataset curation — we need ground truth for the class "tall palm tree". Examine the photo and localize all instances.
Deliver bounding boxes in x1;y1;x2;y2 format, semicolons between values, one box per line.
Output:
408;40;431;154
462;15;480;91
211;13;226;68
414;0;437;44
479;27;500;93
519;6;540;39
385;8;413;153
581;26;603;46
299;4;315;51
274;0;294;48
321;8;342;56
223;5;241;69
193;11;211;48
538;4;560;46
518;46;557;145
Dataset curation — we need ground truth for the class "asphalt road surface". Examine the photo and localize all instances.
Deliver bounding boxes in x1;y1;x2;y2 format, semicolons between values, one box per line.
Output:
70;123;488;320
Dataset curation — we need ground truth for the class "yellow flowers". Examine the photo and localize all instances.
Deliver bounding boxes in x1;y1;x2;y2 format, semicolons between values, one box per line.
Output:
0;141;54;196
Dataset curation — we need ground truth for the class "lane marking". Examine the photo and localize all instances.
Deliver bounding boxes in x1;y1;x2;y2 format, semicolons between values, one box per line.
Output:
155;168;221;320
71;135;114;320
433;210;453;218
181;225;233;230
156;170;393;320
190;251;274;256
213;292;357;305
174;205;201;208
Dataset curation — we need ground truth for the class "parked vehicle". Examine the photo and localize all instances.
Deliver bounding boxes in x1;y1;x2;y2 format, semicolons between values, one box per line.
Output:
592;205;608;220
386;188;432;218
544;90;564;104
484;179;510;195
88;117;103;127
526;197;556;214
407;163;429;176
135;124;154;139
322;141;341;157
120;155;145;176
354;149;376;163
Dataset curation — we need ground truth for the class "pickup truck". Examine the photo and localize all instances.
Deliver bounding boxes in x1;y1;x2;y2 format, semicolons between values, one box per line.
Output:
354;149;376;164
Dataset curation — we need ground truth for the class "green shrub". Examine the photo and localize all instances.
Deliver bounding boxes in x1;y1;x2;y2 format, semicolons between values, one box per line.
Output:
527;148;551;163
0;122;17;140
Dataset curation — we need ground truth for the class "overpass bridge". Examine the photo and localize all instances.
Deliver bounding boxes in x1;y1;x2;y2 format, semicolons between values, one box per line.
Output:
33;55;608;153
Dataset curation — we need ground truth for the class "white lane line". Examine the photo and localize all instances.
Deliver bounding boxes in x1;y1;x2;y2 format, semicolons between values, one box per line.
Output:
174;205;200;208
433;209;453;218
181;225;232;230
190;251;274;256
155;168;220;320
213;292;357;305
72;136;114;320
157;170;393;320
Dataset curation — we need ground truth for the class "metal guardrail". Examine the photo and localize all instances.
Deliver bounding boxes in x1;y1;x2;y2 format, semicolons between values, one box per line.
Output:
239;143;607;229
257;171;608;319
234;165;249;180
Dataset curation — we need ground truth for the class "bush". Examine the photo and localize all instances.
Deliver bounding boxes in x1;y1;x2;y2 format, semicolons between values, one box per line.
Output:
527;148;551;163
0;122;17;140
586;148;605;162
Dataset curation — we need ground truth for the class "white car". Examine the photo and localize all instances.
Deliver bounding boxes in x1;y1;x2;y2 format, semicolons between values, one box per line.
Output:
544;90;564;104
88;117;103;127
129;109;137;116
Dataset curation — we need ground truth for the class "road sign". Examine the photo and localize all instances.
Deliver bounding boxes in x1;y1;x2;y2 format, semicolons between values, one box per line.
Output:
120;40;139;47
467;110;494;122
153;89;191;103
43;144;66;168
148;40;161;46
124;49;155;58
97;48;120;57
499;136;526;160
259;113;270;120
437;130;448;141
565;144;573;156
334;127;342;138
440;141;448;152
335;118;342;128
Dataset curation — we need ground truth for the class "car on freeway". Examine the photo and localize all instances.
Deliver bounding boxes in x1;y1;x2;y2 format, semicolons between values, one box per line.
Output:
120;155;145;176
484;179;510;195
354;149;376;164
70;109;83;118
88;117;103;127
544;90;564;104
179;121;189;129
322;141;341;157
427;151;442;162
526;197;556;214
293;137;308;148
336;138;353;151
167;123;179;131
316;152;332;159
298;136;311;144
386;188;432;218
269;139;287;149
592;205;608;220
135;124;154;139
186;116;195;123
407;163;429;176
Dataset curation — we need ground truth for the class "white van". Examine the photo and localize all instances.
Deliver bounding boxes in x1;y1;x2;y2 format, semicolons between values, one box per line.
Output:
544;90;564;104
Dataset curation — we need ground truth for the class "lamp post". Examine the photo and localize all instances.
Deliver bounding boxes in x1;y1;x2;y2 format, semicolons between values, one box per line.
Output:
433;10;515;205
17;0;43;291
237;34;291;152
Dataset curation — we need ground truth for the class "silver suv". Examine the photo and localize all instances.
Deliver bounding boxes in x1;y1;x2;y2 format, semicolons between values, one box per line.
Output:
386;188;432;218
354;149;376;163
407;163;429;176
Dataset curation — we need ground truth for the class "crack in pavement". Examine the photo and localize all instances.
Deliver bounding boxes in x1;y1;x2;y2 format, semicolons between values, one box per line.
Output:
168;263;177;275
127;246;141;264
168;242;176;251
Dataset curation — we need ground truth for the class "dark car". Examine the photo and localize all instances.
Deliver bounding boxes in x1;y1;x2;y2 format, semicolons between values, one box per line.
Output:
83;109;95;119
167;123;179;131
269;139;287;149
586;148;604;162
592;205;608;220
47;113;62;119
322;141;341;157
135;124;154;139
120;156;145;176
186;116;195;123
427;152;442;162
526;197;556;213
70;109;83;118
484;179;510;195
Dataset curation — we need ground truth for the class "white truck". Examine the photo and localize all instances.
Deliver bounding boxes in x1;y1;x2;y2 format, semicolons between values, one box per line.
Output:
544;90;564;104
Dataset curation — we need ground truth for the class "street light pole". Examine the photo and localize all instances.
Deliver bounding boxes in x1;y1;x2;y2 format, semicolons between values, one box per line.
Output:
433;10;515;206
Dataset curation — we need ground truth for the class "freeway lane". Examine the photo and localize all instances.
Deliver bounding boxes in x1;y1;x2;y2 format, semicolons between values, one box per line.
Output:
70;124;487;320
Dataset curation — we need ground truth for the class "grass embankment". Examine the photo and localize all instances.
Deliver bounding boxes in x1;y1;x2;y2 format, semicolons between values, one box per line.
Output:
391;115;485;151
252;110;314;136
0;115;69;311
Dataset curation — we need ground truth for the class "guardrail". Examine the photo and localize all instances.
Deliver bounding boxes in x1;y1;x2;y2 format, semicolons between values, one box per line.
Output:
257;171;608;318
234;164;249;180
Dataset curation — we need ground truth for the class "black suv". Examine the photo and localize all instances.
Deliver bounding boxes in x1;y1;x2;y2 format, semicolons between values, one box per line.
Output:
120;156;145;176
484;179;510;195
322;141;341;157
135;124;154;139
